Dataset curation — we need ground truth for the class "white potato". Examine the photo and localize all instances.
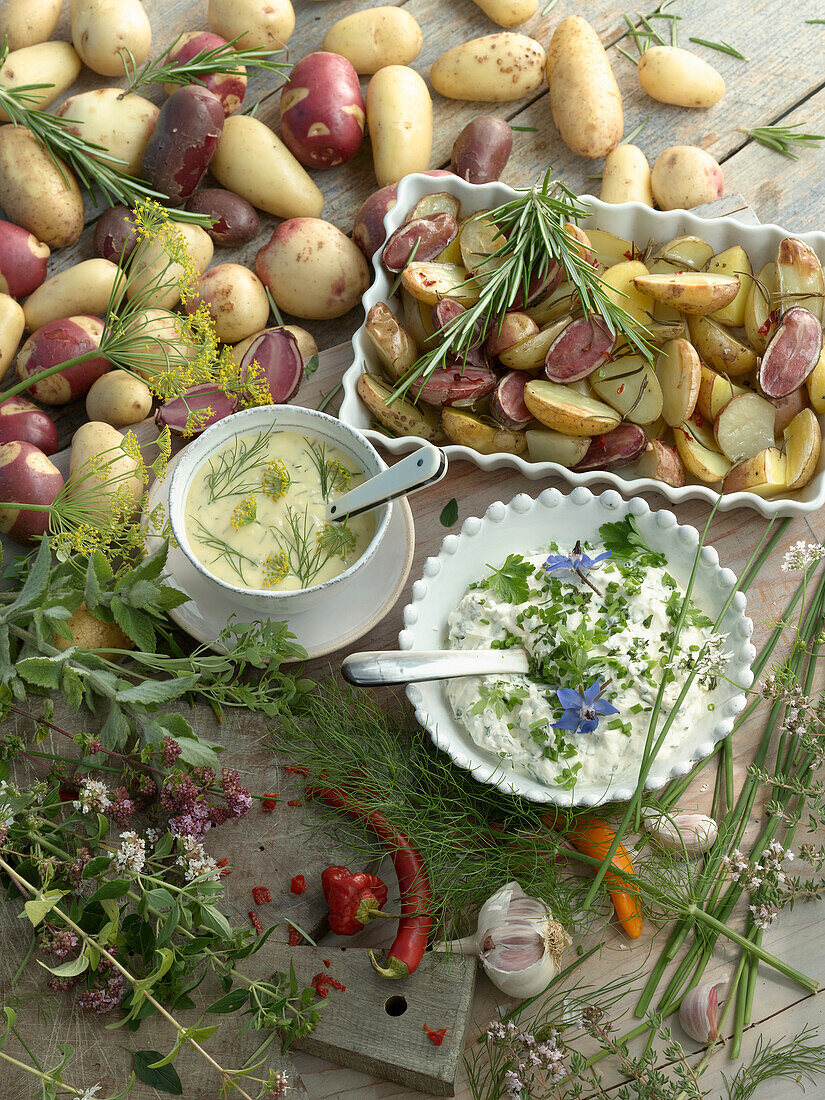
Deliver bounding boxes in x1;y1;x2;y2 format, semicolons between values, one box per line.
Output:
632;272;740;315
0;43;81;121
208;0;294;47
187;264;270;344
547;16;623;158
601;260;654;324
24;259;123;332
600;144;654;206
696;365;746;422
57;88;159;177
524;380;621;436
714;392;777;463
255;218;370;320
69;421;143;516
656;338;701;426
526;427;589;466
442;408;526;455
499;320;571;372
590;355;663;424
357;373;445;443
776;237;825;323
70;0;151;77
806;343;825;414
126;225;214;310
0;294;25;377
85;370;152;428
784;408;822;491
675;416;731;483
401;262;480;306
366;66;432;186
707;246;753;328
633;439;686;487
323;7;422;73
211;115;324;219
585;229;636;268
654;235;714;271
687;314;757;378
470;0;539;28
637;46;725;108
0;126;84;248
431;33;546;102
0;0;61;50
651;146;725;211
744;261;777;354
723;448;787;497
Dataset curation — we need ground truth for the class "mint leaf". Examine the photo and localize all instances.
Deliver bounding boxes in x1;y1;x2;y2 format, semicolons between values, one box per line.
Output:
133;1051;183;1095
599;516;666;568
439;498;459;527
479;554;533;604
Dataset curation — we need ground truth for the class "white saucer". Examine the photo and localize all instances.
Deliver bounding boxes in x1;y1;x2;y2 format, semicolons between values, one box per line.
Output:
146;452;416;659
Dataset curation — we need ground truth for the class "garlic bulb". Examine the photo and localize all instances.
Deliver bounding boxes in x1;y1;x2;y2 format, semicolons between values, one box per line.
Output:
679;980;727;1043
642;809;718;856
444;882;572;999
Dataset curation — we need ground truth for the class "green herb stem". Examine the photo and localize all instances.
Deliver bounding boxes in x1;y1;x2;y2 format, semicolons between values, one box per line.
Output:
121;34;289;95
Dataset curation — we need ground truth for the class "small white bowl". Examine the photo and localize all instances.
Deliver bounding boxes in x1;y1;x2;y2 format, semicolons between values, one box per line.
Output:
168;405;392;613
399;487;755;807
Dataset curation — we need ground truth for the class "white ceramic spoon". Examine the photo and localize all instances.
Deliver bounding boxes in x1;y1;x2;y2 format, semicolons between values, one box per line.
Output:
342;648;530;686
326;446;447;522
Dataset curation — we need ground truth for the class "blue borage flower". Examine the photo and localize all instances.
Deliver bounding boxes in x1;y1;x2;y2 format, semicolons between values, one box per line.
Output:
543;540;612;576
552;678;619;735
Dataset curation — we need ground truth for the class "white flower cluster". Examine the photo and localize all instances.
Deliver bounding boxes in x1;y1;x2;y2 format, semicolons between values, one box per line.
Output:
78;1086;102;1100
176;835;221;882
72;778;111;815
693;633;734;686
781;541;825;573
114;831;146;875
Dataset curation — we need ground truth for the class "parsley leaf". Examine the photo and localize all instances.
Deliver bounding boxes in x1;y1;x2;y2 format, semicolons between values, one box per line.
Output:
599;516;666;569
478;554;533;604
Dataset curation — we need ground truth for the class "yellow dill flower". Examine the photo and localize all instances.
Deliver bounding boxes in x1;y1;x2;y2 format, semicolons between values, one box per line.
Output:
151;427;172;481
316;522;356;559
231;494;257;529
120;430;143;463
89;454;111;481
263;549;290;587
53;523;102;557
183;407;212;437
262;459;291;501
147;501;166;534
238;357;274;408
326;460;351;493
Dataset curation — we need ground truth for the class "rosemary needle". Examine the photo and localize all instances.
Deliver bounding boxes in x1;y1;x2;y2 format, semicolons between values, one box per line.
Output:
120;33;289;95
688;36;749;60
620;118;649;145
745;123;825;158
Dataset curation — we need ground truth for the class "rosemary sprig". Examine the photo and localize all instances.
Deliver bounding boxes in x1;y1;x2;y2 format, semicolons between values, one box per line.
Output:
744;122;825;158
119;33;289;95
688;36;748;59
0;45;208;221
390;173;655;403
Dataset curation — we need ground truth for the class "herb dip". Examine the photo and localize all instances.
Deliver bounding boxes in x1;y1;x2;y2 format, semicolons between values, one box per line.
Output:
445;527;725;791
185;429;375;592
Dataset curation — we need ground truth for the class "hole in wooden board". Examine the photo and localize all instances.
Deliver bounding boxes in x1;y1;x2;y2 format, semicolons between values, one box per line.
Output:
384;995;408;1017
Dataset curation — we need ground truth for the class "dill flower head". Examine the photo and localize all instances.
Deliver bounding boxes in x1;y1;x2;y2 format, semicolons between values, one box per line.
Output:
316;521;356;559
326;459;351;493
183;406;213;437
240;356;274;408
231;494;257;529
262;459;291;501
151;426;172;482
263;550;290;587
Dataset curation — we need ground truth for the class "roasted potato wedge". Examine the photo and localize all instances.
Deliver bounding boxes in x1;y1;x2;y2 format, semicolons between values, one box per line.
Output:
574;423;647;471
784;407;821;491
523;380;621;436
634;438;686;487
408;191;461;221
758;306;823;398
762;384;809;434
524;283;579;326
356;373;445;442
655;337;701;426
654;235;714;271
458;213;506;281
776;237;824;323
723;447;787;497
695;365;747;422
590;354;663;424
441;407;527;455
585;229;637;269
601;260;655;325
486;311;538;357
743;261;777;354
687;314;757;378
632;272;739;315
499;318;571;372
675;415;731;483
544;316;615;383
525;427;590;466
806;343;825;414
714;392;777;463
707;245;752;328
365;302;419;383
401;262;480;306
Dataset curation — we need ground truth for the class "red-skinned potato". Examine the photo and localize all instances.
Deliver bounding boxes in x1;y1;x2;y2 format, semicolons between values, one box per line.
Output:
239;328;304;403
16;316;110;405
451;115;513;183
93;205;138;263
382;212;459;272
0;220;50;298
0;126;84;248
280;52;365;169
758;307;823;398
233;324;317;364
0;440;63;543
351;170;452;258
0;293;25;377
56;88;159;177
410;362;497;406
0;395;58;454
491;370;533;429
574;423;648;470
162;32;246;116
142;86;225;205
185;189;260;247
256;218;370;320
544;317;615;382
762;384;809;434
185;263;270;344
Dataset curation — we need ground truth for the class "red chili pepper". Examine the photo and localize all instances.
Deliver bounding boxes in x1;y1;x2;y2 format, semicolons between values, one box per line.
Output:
617;383;625;394
424;1024;448;1047
323;959;331;968
287;799;303;807
284;766;307;776
216;857;231;877
252;886;271;906
248;910;263;935
290;874;307;895
310;786;432;979
311;972;346;999
261;792;278;812
288;927;301;946
321;865;389;935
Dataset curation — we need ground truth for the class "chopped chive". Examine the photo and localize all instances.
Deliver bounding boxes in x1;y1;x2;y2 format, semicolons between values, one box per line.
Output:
511;125;539;132
688;36;749;60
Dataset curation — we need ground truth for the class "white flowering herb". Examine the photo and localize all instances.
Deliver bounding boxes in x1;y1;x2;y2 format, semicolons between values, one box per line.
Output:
781;540;825;572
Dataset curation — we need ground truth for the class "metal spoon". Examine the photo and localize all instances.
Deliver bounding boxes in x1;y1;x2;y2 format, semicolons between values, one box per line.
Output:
342;648;530;686
326;445;447;523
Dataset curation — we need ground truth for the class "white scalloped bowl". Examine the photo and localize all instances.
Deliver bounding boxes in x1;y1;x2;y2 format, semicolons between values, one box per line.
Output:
341;172;825;518
398;488;755;806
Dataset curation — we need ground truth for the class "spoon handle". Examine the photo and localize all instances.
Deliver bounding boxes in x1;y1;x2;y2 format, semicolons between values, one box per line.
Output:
326;446;447;522
342;648;530;686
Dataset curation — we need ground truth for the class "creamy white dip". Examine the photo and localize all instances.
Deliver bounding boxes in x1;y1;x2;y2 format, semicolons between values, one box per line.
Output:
445;535;723;791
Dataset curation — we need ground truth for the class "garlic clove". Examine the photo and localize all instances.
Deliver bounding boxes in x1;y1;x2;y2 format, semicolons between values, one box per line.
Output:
642;809;719;856
679;980;727;1043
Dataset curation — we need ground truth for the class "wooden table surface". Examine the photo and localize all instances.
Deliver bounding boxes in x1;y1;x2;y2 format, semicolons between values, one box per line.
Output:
4;0;825;1097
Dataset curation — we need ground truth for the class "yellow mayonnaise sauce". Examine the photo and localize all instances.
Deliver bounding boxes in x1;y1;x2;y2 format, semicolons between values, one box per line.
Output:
184;429;375;591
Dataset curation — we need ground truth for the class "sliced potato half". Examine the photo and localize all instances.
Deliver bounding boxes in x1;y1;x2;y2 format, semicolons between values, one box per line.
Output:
525;427;590;467
408;192;462;221
401;262;480;305
723;447;787;497
655;338;701;426
654;235;714;271
458;213;507;281
776;237;825;323
589;354;663;424
523;380;621;437
675;415;731;483
499;318;571;372
601;260;655;325
634;438;687;487
784;407;822;491
585;229;637;269
695;365;747;422
714;392;777;463
687;314;757;378
806;343;825;414
356;374;445;443
632;272;739;315
707;245;753;328
743;261;777;354
441;407;527;455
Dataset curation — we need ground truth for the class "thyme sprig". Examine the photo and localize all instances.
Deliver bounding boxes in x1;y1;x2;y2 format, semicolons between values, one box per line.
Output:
390;173;655;403
744;122;825;158
0;44;208;220
119;33;289;95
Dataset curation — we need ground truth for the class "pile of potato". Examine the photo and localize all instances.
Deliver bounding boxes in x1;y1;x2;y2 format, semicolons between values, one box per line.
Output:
357;193;824;500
